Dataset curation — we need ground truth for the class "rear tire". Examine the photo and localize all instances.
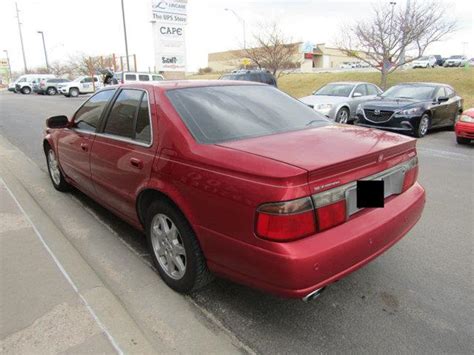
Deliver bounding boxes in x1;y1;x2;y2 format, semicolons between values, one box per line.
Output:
145;200;213;293
335;107;350;124
415;113;430;138
456;137;470;144
21;86;31;95
45;145;71;192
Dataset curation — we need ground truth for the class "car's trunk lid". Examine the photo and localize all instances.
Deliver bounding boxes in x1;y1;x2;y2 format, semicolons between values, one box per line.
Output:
218;124;416;191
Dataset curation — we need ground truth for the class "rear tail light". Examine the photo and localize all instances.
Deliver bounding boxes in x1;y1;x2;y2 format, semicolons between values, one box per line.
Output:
255;156;419;242
256;197;316;241
402;157;418;192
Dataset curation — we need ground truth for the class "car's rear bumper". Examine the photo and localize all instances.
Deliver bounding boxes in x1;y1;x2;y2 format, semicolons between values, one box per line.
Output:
455;121;474;139
200;182;425;298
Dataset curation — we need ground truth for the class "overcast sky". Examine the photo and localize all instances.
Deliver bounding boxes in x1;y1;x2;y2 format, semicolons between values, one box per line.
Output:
1;0;473;73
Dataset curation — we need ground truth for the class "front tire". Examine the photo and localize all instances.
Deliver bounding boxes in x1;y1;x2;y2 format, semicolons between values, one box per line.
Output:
146;200;213;293
69;88;79;97
456;137;470;144
335;107;350;124
21;86;31;94
45;146;70;192
47;87;57;95
415;114;430;138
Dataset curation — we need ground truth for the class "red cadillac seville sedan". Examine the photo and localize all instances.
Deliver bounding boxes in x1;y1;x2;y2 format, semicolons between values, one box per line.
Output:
43;81;425;300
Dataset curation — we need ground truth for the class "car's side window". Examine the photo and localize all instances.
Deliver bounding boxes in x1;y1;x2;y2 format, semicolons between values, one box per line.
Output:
101;89;152;144
125;74;137;81
366;84;379;95
138;74;150;81
152;75;162;81
445;87;455;98
135;93;151;144
353;85;367;96
435;87;446;99
74;90;116;132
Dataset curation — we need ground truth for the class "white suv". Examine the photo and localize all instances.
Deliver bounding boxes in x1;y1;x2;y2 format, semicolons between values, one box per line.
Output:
112;72;164;84
15;74;56;94
59;76;103;97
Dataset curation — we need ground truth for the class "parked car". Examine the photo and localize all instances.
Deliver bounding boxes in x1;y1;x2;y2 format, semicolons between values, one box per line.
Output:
34;78;70;95
339;62;355;69
299;81;383;123
58;76;103;97
355;82;463;138
412;56;436;68
455;108;474;144
469;58;474;67
443;55;468;67
113;71;164;84
219;69;277;87
432;55;445;66
42;81;425;300
15;74;56;94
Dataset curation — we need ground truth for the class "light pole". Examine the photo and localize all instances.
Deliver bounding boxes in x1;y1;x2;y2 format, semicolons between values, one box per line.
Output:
225;8;246;49
15;2;27;73
37;31;49;71
3;50;12;82
121;0;130;71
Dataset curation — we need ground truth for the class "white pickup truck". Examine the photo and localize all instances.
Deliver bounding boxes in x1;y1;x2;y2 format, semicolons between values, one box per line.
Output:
58;76;103;97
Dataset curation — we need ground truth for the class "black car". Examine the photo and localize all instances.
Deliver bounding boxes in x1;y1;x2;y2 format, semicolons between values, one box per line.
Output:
355;83;463;138
433;55;445;66
219;69;277;87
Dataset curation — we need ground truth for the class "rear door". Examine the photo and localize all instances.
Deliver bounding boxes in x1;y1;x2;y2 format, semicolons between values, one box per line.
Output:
89;87;157;221
57;89;116;197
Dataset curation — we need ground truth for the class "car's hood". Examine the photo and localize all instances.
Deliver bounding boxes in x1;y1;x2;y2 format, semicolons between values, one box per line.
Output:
362;97;424;110
217;124;415;174
299;95;348;106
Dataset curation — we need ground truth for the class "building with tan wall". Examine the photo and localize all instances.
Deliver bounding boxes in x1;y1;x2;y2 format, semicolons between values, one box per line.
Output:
207;43;368;72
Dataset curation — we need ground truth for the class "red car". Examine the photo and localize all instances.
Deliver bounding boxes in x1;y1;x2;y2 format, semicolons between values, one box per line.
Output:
43;81;425;300
455;108;474;144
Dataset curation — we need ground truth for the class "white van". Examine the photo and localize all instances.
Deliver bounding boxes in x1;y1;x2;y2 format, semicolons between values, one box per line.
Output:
112;72;164;84
15;74;56;94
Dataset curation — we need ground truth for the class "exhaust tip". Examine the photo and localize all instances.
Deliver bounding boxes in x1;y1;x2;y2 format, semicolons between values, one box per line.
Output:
302;287;326;302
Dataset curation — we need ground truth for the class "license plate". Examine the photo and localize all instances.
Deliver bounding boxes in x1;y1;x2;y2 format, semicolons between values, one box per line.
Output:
356;180;384;208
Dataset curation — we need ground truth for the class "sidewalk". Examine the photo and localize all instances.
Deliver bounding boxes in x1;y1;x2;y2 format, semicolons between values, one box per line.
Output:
0;134;248;354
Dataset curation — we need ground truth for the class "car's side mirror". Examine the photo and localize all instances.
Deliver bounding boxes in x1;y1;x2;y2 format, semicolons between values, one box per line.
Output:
437;96;449;103
46;115;69;129
353;92;363;98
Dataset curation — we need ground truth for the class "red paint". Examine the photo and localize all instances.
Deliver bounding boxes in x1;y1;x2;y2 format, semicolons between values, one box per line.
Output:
455;108;474;141
44;81;426;298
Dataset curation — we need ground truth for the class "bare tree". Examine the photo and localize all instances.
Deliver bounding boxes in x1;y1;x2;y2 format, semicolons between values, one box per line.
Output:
337;0;456;88
244;22;301;78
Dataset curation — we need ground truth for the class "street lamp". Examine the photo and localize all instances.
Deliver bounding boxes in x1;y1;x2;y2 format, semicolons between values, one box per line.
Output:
225;8;246;49
3;50;12;82
37;31;49;71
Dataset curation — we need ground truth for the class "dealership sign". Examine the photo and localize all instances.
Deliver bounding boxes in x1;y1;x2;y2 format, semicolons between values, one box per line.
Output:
152;0;188;71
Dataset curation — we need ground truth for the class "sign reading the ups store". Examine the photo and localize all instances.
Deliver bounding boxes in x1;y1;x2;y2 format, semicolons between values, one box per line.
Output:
152;0;188;72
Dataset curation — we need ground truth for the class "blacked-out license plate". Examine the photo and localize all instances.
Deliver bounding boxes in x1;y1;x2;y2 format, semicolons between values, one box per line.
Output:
356;180;384;208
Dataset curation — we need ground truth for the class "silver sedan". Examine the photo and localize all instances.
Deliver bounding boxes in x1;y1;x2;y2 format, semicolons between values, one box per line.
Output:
300;82;383;123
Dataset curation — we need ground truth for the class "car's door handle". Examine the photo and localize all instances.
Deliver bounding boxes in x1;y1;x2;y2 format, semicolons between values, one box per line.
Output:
80;143;88;152
130;158;143;169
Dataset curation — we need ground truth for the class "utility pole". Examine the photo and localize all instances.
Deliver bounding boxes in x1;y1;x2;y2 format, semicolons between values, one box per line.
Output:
120;0;130;71
37;31;49;71
15;2;28;73
3;50;12;82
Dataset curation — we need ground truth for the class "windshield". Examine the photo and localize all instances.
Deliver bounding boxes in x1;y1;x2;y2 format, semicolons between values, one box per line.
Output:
449;55;462;59
382;85;436;100
166;85;330;144
314;84;354;97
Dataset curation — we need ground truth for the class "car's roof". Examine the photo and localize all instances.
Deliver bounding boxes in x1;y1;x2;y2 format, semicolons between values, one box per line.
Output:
118;80;264;91
394;82;450;87
324;81;375;85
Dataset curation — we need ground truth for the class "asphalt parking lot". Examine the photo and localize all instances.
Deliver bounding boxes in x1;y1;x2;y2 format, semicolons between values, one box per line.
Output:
1;91;473;353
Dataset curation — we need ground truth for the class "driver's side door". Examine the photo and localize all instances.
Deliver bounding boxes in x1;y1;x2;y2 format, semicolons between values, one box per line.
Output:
56;89;116;197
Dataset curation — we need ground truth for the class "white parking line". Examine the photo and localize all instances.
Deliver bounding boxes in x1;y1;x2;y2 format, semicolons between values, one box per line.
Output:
0;177;124;355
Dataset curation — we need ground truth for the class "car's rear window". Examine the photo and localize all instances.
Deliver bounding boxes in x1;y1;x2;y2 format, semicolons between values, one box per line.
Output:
166;85;330;144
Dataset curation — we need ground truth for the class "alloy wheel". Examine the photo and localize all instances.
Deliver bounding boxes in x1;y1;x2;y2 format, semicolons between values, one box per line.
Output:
419;115;429;136
47;149;61;185
337;109;349;124
150;213;187;280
